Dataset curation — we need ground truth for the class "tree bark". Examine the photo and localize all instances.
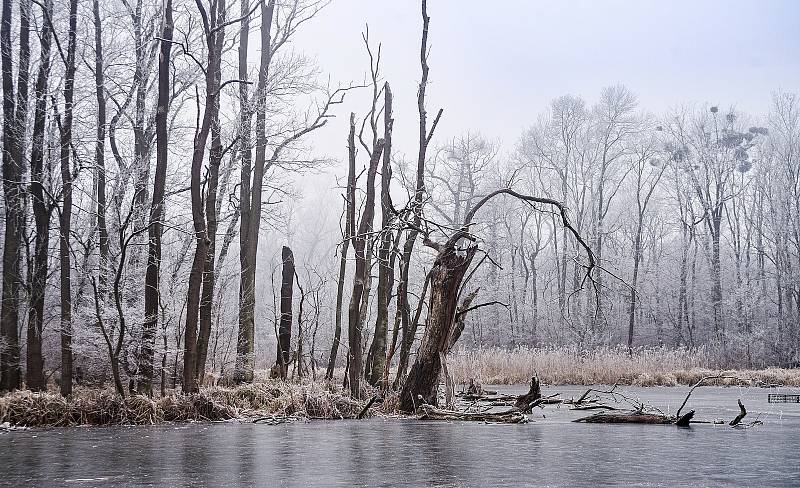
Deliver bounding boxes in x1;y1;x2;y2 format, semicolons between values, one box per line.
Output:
195;74;223;381
399;244;477;411
395;0;442;386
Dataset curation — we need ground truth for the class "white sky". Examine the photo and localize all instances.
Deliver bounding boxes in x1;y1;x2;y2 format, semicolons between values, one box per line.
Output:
287;0;799;171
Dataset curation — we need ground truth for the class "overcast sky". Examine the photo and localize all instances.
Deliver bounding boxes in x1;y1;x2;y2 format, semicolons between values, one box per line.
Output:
289;0;800;169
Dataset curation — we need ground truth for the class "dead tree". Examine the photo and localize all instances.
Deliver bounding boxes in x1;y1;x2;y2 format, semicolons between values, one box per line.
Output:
394;0;443;386
366;83;394;386
276;246;295;380
399;189;594;412
347;138;385;398
325;113;357;380
140;0;173;395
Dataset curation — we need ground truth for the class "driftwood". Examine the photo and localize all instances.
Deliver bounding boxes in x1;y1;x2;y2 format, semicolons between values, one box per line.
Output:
574;411;674;424
357;395;379;419
675;410;695;427
729;399;746;426
419;404;527;423
459;393;515;402
571;404;620;411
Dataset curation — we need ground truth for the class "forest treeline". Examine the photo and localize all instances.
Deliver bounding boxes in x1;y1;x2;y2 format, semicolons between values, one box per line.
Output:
0;0;798;403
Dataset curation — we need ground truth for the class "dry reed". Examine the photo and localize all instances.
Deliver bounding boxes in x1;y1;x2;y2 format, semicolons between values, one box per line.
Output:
448;345;800;387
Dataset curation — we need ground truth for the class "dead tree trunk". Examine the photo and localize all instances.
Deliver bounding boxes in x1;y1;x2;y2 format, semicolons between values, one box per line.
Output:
399;189;594;412
347;138;385;398
399;243;477;410
366;83;394;386
326;113;357;380
394;0;443;386
276;246;295;380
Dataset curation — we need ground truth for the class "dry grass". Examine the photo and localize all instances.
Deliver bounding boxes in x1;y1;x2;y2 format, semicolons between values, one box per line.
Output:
0;389;237;427
205;381;365;419
448;345;800;387
0;380;382;427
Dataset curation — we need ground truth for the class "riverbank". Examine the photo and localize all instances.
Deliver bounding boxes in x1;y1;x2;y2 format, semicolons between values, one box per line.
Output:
448;346;800;386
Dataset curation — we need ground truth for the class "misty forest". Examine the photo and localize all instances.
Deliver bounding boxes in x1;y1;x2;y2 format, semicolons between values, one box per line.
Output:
0;0;799;486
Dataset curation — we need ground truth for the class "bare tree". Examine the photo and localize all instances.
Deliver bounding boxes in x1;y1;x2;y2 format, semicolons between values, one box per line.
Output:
140;0;174;396
25;0;54;391
399;189;594;411
0;0;32;391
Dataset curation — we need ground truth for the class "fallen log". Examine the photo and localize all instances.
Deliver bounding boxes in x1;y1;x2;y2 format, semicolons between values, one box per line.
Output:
574;410;675;424
459;393;516;402
571;404;620;411
419;404;527;423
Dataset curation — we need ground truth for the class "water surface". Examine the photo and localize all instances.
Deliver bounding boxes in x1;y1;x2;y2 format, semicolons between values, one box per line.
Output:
2;386;798;487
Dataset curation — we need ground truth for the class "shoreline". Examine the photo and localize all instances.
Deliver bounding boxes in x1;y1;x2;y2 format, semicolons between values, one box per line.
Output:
1;373;797;429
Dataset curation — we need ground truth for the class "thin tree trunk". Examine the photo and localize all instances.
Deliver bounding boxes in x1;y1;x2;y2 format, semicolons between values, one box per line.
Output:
58;0;79;397
140;0;173;395
326;113;356;380
366;83;393;386
235;0;275;384
195;81;223;381
395;0;442;384
347;138;385;398
183;0;225;393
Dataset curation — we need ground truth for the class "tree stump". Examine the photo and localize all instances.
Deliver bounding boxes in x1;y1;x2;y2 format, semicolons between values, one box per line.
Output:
514;376;542;411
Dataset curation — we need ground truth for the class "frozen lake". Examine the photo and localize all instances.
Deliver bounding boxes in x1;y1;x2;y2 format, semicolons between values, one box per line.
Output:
1;386;799;487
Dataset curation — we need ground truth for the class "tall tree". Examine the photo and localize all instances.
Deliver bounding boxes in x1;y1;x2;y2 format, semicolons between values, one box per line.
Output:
394;0;443;387
57;0;79;397
26;0;53;391
183;0;227;393
1;0;32;391
235;0;276;384
366;82;393;386
140;0;174;396
325;112;356;380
